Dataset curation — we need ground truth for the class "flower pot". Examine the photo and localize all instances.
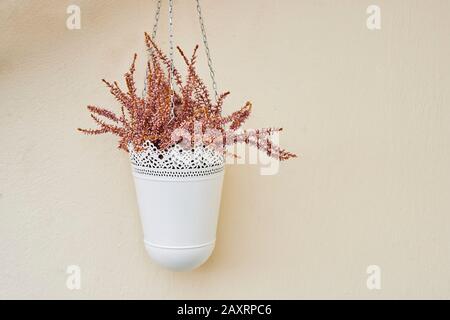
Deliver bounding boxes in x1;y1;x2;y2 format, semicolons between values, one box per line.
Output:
130;141;225;271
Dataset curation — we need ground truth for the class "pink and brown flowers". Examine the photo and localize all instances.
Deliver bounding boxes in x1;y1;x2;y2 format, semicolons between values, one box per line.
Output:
78;33;296;161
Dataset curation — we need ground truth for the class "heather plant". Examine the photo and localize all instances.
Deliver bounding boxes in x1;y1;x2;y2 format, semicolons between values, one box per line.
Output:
78;33;296;161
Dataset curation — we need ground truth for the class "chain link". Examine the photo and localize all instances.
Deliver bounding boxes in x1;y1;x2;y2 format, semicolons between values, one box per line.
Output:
143;0;219;108
196;0;218;103
168;0;175;119
151;0;162;41
142;0;162;98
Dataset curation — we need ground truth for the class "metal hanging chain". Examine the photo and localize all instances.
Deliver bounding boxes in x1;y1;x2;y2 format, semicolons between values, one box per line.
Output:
142;0;162;98
196;0;219;103
144;0;219;110
150;0;162;43
168;0;175;119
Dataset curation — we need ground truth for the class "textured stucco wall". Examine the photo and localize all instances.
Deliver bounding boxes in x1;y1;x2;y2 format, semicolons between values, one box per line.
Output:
1;0;449;299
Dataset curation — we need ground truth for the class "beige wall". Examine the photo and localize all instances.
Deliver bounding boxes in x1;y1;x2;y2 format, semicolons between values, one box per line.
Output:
1;0;450;299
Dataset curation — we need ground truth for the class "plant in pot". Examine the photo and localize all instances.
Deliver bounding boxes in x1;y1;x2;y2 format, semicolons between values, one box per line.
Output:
78;28;295;271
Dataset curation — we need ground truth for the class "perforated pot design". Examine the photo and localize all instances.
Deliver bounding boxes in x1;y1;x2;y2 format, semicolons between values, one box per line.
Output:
130;141;224;271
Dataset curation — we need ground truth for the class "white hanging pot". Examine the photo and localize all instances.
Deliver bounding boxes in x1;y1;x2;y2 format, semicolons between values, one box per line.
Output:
129;141;225;271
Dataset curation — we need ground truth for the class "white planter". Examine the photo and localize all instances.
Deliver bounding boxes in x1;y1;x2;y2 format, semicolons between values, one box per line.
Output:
130;141;225;271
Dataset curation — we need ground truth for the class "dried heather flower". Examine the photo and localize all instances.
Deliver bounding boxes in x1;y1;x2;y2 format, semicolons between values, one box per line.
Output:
78;34;296;160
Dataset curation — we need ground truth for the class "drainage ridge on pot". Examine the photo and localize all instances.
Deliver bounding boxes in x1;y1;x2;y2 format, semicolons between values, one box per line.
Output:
130;141;225;271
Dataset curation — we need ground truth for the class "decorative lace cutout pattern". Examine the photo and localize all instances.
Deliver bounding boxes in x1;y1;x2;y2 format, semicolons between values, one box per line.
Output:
130;141;224;178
